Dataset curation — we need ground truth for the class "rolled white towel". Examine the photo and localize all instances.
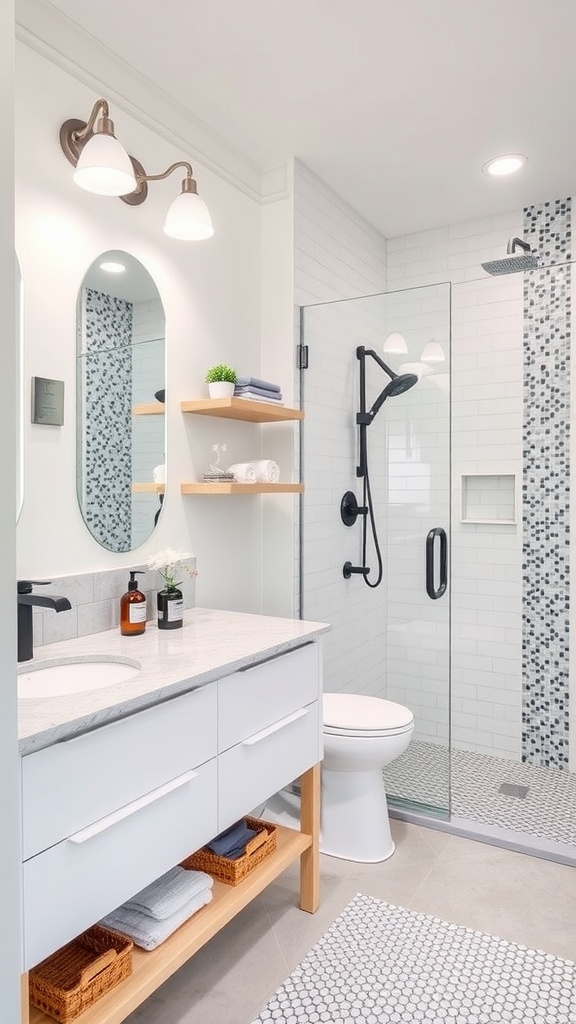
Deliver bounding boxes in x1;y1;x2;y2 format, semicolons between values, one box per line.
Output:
227;462;257;484
252;460;280;483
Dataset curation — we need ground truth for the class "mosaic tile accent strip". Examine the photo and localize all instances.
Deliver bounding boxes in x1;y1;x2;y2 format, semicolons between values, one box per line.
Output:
253;894;575;1023
81;287;133;552
385;739;576;846
522;199;571;768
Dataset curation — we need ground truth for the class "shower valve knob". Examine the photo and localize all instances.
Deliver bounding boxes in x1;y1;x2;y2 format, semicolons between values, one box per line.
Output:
340;491;368;527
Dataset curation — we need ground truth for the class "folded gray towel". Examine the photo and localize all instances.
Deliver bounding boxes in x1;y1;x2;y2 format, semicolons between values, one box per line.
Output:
235;376;281;392
123;865;213;920
234;386;284;401
101;887;213;950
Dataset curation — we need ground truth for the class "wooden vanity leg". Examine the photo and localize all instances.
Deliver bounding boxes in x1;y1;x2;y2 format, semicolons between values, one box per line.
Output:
299;762;320;913
20;973;29;1024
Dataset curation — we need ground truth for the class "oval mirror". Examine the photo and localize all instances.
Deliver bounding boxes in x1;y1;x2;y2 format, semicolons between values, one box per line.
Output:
76;250;166;552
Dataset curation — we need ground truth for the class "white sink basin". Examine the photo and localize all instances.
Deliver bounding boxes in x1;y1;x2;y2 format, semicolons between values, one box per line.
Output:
18;658;142;698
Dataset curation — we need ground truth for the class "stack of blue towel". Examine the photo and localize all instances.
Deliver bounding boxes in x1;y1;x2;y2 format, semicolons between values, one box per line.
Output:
100;866;213;950
234;375;283;404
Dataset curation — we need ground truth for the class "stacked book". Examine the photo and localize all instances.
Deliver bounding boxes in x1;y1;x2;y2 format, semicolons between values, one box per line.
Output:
234;376;283;404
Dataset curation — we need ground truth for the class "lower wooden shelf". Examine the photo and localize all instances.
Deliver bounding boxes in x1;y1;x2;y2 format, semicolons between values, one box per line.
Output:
28;825;311;1024
181;482;304;494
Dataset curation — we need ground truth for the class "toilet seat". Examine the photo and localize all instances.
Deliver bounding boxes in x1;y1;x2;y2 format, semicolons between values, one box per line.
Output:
323;693;413;738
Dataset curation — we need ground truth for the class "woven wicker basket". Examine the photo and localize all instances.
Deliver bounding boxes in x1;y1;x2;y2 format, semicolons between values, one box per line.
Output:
181;816;277;885
29;925;133;1023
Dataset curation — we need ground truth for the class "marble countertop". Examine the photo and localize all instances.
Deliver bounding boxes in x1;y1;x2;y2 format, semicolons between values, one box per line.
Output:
18;607;330;754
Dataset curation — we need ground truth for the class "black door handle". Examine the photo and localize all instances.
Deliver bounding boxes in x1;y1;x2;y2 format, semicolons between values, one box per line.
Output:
426;527;447;600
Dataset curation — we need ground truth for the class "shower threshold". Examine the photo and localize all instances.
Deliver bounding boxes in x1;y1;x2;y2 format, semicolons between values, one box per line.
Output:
388;806;576;868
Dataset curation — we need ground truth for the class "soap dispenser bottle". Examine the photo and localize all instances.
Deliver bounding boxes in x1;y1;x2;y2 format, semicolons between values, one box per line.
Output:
120;571;147;636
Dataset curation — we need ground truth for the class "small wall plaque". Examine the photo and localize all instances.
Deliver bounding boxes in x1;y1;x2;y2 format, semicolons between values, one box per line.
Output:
31;376;65;426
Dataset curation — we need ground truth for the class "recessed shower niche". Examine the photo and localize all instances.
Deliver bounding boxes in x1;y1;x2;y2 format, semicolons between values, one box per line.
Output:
460;473;517;525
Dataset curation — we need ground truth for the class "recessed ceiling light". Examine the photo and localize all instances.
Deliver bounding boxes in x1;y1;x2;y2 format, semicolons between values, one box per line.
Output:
482;154;527;177
99;260;126;273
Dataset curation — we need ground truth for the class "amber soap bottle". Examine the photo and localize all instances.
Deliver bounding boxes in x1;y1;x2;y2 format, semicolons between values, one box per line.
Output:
120;571;147;636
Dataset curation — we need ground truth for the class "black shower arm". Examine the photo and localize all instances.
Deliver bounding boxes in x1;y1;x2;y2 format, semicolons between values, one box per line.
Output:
356;346;397;425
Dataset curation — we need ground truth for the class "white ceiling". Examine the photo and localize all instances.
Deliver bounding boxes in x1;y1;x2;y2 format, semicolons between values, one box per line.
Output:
42;0;576;237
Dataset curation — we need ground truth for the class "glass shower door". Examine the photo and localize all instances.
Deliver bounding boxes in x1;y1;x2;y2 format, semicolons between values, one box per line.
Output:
300;283;451;816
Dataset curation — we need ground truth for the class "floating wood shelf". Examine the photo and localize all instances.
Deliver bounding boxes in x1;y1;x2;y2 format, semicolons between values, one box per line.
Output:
181;482;304;495
132;403;165;416
131;483;166;494
181;398;303;423
28;824;312;1024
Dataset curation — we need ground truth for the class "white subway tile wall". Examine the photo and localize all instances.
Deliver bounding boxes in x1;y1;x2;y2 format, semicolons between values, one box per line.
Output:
387;211;524;761
294;160;388;695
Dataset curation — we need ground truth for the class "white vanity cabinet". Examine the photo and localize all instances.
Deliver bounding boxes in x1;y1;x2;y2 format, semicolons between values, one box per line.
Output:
22;637;323;1024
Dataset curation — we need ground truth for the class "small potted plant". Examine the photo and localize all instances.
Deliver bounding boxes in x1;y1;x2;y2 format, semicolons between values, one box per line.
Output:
205;363;237;399
146;548;198;630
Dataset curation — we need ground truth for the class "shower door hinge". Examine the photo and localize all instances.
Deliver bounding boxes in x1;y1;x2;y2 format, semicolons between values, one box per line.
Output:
296;344;309;369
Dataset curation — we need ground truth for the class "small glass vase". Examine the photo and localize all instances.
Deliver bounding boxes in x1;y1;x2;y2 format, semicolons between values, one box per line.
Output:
157;586;183;630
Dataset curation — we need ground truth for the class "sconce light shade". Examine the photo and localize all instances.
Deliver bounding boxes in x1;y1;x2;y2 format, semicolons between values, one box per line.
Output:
164;189;214;241
383;332;408;355
73;132;138;197
421;341;445;363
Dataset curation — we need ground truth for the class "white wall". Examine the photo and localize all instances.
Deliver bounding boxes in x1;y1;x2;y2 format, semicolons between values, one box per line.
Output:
294;160;389;694
387;211;524;760
0;1;23;1018
15;43;267;614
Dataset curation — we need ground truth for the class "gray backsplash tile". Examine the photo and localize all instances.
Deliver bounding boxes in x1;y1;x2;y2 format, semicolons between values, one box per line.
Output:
77;599;116;638
35;562;197;650
41;606;78;646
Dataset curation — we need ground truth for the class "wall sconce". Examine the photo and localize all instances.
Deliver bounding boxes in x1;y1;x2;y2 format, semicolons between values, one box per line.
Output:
383;331;408;355
59;98;214;241
421;340;445;364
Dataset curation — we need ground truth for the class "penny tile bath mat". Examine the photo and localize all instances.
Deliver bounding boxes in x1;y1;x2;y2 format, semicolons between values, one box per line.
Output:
252;893;574;1023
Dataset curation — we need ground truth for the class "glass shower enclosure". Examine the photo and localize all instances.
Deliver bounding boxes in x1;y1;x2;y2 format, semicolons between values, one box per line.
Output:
300;283;451;816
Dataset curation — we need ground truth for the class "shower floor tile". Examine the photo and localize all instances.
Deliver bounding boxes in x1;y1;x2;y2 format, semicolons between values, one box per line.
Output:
384;740;576;847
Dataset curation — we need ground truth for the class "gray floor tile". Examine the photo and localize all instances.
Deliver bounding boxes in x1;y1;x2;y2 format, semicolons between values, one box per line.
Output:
408;833;576;960
124;822;576;1024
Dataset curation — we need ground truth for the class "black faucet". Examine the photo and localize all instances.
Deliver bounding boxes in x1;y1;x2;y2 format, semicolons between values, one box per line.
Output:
17;581;72;663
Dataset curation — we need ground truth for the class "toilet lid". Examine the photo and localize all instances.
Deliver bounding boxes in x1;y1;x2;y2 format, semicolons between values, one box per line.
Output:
323;693;413;733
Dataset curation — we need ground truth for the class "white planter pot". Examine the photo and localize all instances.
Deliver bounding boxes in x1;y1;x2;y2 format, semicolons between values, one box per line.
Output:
208;381;235;398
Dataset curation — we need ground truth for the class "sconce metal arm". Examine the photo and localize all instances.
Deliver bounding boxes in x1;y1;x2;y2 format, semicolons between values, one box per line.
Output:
70;99;110;144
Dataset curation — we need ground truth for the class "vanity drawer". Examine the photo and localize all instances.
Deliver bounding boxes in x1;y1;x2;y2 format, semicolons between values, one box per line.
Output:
218;699;321;831
22;683;217;860
22;757;217;970
218;641;320;752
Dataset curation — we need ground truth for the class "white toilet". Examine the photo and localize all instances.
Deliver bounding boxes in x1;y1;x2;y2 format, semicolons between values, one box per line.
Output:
321;692;414;863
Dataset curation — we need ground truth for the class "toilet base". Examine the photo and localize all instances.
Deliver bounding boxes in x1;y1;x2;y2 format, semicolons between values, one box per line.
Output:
321;767;395;863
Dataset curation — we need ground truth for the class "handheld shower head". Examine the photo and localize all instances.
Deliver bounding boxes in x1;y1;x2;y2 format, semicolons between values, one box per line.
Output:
382;372;419;399
356;346;418;422
481;237;539;276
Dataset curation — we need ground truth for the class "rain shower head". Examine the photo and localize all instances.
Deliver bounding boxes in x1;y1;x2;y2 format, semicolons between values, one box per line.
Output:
481;236;539;276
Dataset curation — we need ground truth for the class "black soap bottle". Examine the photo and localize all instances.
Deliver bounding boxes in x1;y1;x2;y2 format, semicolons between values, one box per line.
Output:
120;571;147;636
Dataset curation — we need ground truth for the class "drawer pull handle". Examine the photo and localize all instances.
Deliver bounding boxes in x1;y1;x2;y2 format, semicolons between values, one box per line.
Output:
68;769;199;844
242;708;308;746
